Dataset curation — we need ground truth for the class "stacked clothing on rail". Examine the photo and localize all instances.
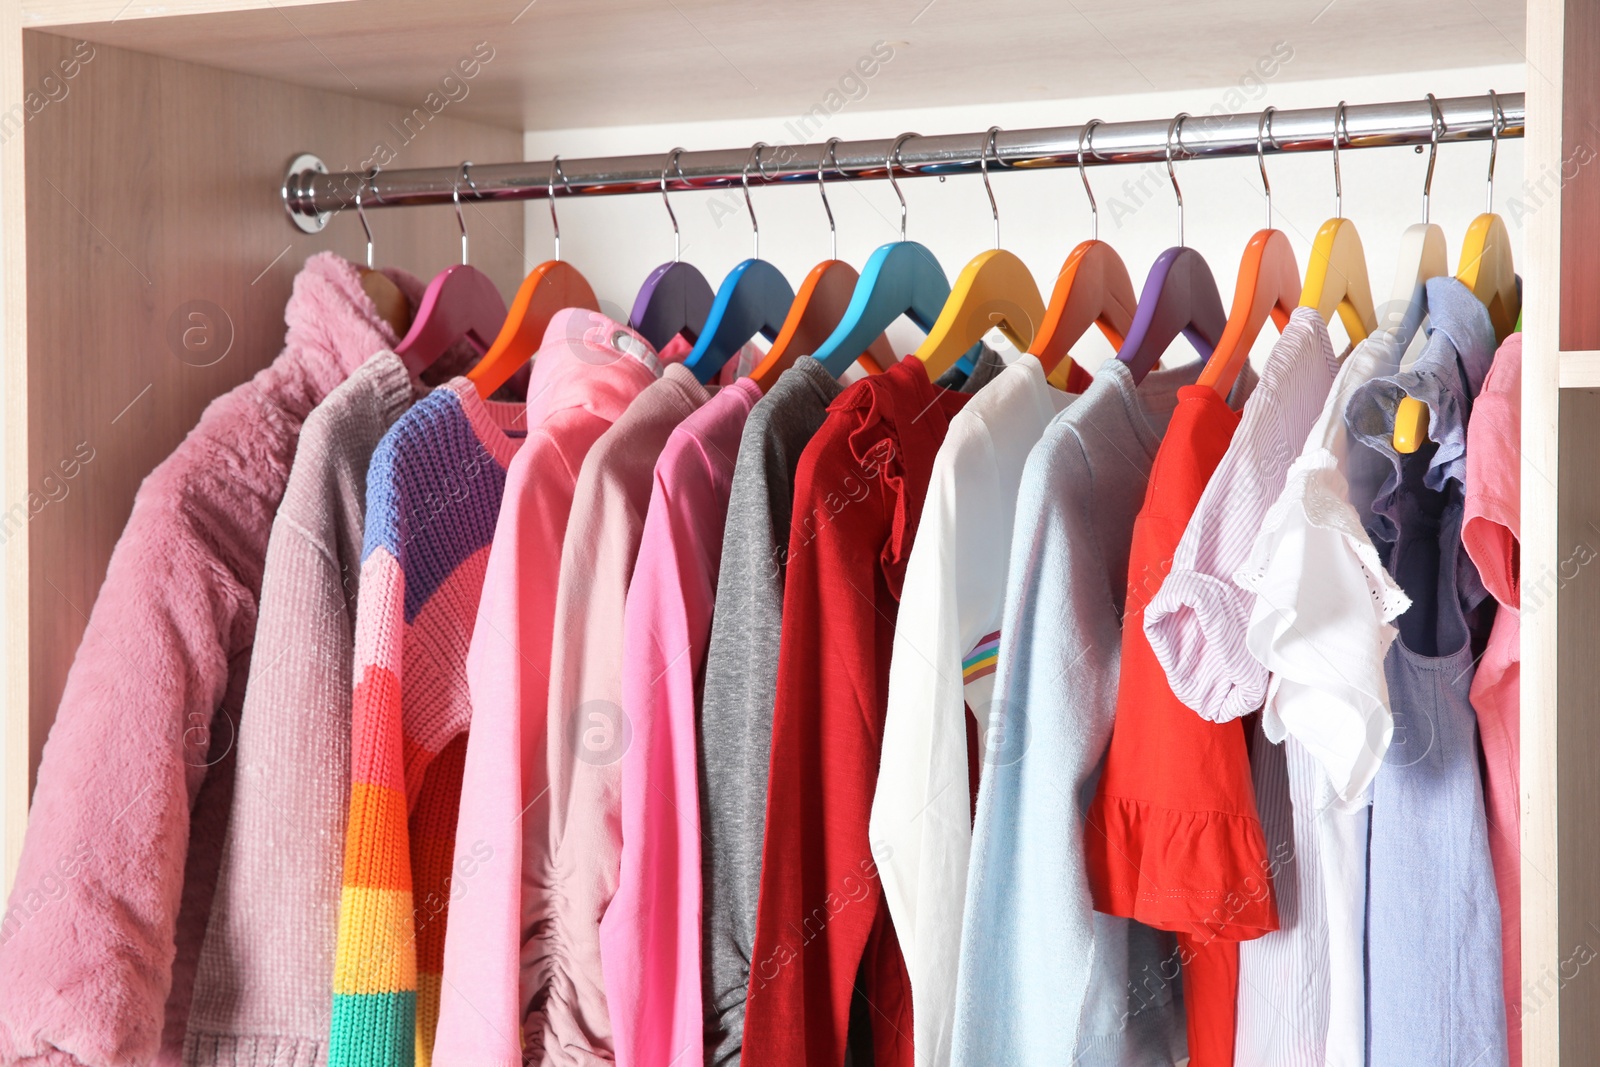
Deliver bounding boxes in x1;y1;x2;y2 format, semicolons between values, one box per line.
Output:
0;255;1521;1067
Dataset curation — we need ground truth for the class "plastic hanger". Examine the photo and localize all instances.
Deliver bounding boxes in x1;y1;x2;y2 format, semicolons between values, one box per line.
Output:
1382;95;1450;361
1396;90;1521;453
1197;107;1302;397
750;137;895;390
681;144;796;383
1298;102;1379;346
913;127;1045;380
630;148;716;352
1029;119;1136;392
1115;113;1228;385
351;169;414;341
392;162;508;379
811;133;980;378
467;157;600;397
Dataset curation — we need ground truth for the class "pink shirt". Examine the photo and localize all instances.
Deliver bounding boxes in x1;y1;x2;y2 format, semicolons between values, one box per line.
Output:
524;363;712;1063
433;311;662;1066
1463;333;1521;1067
603;379;760;1067
1144;307;1339;723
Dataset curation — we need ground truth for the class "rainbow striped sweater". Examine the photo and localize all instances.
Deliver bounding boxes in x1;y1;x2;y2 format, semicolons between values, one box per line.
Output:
332;377;523;1067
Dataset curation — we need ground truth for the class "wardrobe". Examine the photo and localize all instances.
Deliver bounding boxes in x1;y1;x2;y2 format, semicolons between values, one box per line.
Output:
0;0;1593;1061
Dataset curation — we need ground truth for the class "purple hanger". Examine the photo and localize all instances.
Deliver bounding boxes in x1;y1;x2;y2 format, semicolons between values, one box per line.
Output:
629;260;714;352
1116;246;1227;385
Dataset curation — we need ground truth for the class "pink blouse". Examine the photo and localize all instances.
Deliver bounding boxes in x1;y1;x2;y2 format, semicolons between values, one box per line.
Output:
603;379;760;1067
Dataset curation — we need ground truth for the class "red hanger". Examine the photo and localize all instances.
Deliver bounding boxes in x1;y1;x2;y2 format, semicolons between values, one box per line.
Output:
1028;120;1136;393
393;163;508;379
467;158;600;397
751;140;894;391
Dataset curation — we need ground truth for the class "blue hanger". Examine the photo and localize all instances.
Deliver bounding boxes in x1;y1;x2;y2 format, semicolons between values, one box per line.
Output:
1115;115;1227;384
683;144;797;383
630;147;715;352
811;132;982;379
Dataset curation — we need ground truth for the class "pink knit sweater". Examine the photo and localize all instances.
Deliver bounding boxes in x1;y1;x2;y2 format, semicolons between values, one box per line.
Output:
0;253;412;1067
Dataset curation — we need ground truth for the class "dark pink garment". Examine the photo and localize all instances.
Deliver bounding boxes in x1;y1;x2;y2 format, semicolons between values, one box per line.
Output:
0;253;408;1067
1463;333;1521;1066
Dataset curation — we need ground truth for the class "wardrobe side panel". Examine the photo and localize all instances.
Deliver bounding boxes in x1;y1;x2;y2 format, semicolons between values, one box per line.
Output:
1557;389;1600;1060
1560;0;1600;350
19;30;523;800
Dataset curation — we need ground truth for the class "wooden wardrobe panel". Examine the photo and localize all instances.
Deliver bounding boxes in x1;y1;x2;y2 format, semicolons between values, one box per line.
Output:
16;30;523;815
1560;0;1600;349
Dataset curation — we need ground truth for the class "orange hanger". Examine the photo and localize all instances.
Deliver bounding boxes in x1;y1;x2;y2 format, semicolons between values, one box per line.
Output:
1028;119;1136;392
1198;109;1302;397
751;139;894;390
468;157;600;397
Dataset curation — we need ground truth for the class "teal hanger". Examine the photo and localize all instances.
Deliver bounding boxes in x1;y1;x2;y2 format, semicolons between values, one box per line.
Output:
683;143;796;383
811;132;981;378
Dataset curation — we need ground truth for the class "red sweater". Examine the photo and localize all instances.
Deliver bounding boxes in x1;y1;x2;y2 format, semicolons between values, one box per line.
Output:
743;358;970;1067
1084;384;1279;1067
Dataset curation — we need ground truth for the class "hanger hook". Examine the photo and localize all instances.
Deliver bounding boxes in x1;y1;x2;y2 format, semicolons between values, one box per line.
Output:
979;126;1003;250
660;147;686;262
1166;112;1189;247
1078;118;1103;241
887;132;918;242
1486;88;1504;214
453;162;473;266
1423;94;1444;224
818;136;843;261
548;156;573;263
1257;107;1276;230
743;142;770;260
1332;100;1348;219
356;167;378;268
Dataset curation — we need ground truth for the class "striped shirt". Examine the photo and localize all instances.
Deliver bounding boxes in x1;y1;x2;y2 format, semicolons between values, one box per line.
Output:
1143;307;1339;723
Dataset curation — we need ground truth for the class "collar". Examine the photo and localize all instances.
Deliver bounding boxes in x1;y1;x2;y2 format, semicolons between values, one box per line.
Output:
523;308;665;430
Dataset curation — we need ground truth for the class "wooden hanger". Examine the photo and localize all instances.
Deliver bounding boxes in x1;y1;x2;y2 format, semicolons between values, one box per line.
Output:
811;133;980;378
468;157;600;397
1299;103;1379;346
1115;115;1228;385
1029;120;1135;392
1383;97;1451;360
350;170;414;341
629;147;716;352
751;138;895;390
913;128;1045;380
392;163;507;378
682;144;796;383
1198;109;1302;398
1396;90;1521;453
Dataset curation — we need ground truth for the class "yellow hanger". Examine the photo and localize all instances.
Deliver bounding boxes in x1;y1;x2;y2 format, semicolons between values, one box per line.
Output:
915;127;1045;380
1298;102;1379;346
1395;91;1519;454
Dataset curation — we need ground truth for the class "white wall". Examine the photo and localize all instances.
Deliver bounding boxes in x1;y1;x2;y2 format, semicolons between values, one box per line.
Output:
524;63;1526;367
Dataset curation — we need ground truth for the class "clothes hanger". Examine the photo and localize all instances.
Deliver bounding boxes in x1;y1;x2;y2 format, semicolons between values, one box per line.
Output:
1196;107;1302;398
630;147;716;352
467;156;601;397
680;143;796;383
1383;94;1450;363
1298;101;1379;346
1396;89;1521;453
352;168;414;340
1029;118;1137;392
811;133;980;378
1114;113;1228;386
912;127;1046;380
750;137;896;390
392;162;509;379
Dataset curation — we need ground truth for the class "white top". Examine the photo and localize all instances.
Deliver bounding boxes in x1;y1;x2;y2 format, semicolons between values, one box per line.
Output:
1232;330;1409;1066
870;354;1072;1067
1143;307;1340;723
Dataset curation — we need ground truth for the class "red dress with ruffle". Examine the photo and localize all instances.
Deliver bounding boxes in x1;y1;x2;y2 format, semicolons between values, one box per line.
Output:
1084;383;1279;1067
